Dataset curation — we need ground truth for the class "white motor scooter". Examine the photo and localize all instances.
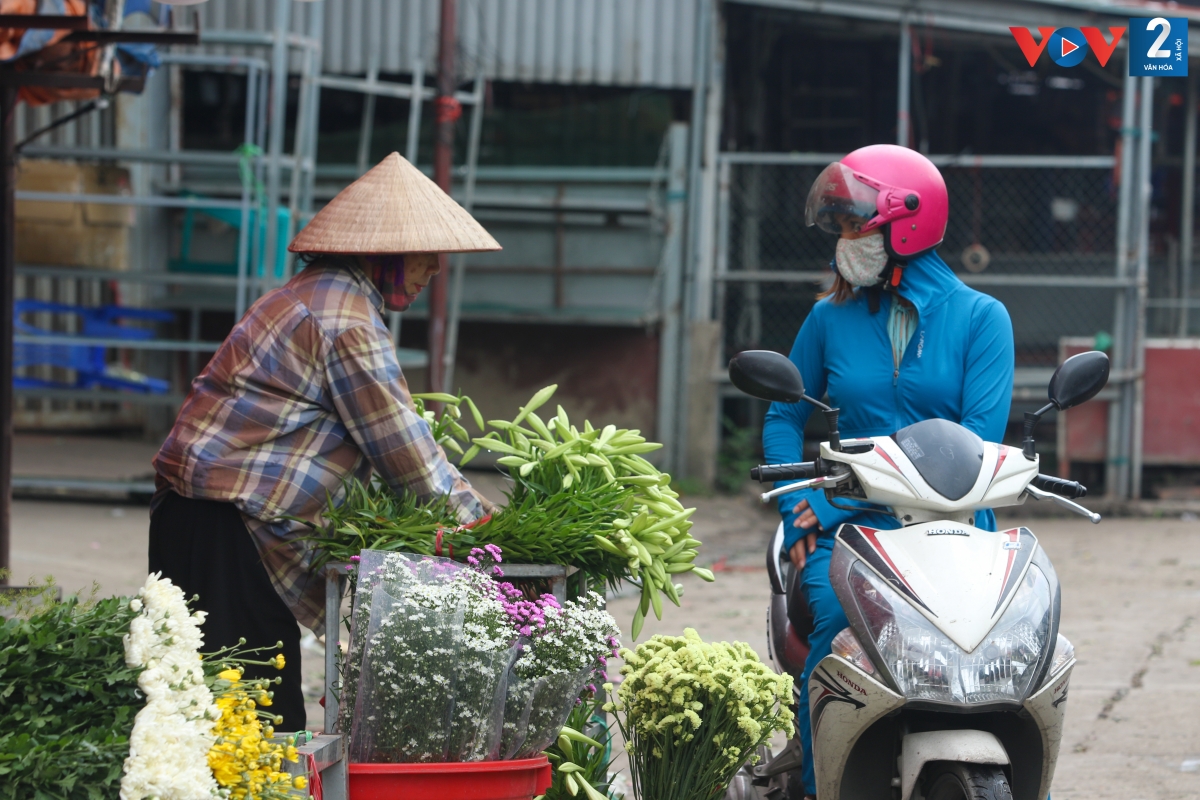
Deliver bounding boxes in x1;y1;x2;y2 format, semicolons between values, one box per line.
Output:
724;349;1109;800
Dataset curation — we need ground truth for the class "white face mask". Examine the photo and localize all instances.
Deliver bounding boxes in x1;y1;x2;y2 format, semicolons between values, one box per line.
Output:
835;233;888;287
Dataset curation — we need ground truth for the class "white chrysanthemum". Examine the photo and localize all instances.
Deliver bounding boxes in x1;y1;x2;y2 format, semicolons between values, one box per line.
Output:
120;573;220;800
346;554;520;761
513;591;618;680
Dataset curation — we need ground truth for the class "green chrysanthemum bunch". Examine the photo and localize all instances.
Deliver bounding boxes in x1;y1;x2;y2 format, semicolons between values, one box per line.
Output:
605;629;793;800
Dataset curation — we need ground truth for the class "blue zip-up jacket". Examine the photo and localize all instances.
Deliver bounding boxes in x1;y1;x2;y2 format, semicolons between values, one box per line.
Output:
762;250;1015;548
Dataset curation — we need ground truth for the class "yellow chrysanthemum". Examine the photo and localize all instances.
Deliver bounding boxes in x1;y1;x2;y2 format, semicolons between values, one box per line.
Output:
207;669;307;800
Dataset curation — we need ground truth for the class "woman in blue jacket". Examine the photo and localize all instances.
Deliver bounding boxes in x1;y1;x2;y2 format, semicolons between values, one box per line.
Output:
762;145;1015;799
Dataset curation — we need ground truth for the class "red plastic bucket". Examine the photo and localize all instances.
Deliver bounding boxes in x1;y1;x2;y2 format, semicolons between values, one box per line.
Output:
348;757;553;800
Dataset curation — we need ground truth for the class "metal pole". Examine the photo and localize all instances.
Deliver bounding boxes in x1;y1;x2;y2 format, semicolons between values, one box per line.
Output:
235;64;258;319
169;62;182;186
1114;79;1150;502
675;0;712;480
406;58;425;165
428;0;456;394
0;87;17;578
285;4;316;280
713;156;731;334
1181;71;1197;338
253;68;269;297
1107;65;1139;500
898;16;911;148
442;69;485;394
390;59;426;346
683;0;710;326
1131;76;1155;501
301;1;325;216
263;0;291;290
356;0;382;176
693;5;724;324
656;123;689;476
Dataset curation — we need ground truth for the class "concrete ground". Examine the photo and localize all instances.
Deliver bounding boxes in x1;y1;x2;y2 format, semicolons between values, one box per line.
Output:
10;433;160;488
7;434;1200;796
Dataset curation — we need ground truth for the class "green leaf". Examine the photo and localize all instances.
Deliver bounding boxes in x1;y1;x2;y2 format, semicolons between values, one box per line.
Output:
0;595;142;799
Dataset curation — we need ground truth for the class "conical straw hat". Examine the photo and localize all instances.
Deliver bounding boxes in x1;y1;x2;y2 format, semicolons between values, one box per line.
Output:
288;152;501;254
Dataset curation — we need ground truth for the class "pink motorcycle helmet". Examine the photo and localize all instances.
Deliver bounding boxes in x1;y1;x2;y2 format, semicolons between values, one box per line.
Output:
805;144;949;260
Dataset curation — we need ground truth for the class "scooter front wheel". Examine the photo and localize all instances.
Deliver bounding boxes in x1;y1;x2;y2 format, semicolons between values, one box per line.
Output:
923;762;1013;800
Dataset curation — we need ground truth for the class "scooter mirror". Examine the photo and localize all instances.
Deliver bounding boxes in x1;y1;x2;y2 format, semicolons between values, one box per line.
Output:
728;350;805;403
1048;350;1110;410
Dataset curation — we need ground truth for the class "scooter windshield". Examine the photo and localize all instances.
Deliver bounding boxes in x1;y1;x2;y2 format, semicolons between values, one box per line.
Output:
891;418;985;501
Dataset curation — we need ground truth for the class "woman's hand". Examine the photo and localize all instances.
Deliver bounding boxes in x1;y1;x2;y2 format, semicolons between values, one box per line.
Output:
788;499;822;571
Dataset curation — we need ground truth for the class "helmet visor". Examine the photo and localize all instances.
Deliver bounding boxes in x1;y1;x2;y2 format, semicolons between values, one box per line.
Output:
805;162;880;234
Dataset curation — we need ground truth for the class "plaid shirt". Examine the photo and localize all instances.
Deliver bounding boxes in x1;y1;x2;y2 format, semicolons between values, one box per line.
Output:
153;257;491;635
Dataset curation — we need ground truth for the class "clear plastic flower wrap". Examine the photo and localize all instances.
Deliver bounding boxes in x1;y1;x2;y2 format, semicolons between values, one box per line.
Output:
349;582;463;762
498;590;620;758
498;664;536;759
337;548;619;764
342;550;517;763
446;639;517;762
337;550;459;736
500;666;595;759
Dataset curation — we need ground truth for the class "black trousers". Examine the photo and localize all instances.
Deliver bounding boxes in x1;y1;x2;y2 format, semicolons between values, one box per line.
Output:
149;491;306;731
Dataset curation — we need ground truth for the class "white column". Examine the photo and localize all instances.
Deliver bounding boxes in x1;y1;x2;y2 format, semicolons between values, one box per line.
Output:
1130;76;1155;501
1107;63;1139;500
1180;71;1197;337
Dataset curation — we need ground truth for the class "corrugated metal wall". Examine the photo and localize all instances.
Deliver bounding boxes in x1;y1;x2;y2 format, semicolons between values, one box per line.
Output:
197;0;697;88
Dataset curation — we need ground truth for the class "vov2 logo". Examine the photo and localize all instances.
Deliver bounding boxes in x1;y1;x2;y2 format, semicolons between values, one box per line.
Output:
1009;18;1188;76
1009;26;1125;68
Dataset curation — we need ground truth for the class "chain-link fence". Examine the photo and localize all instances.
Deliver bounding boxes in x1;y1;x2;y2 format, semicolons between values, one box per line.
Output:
715;155;1126;368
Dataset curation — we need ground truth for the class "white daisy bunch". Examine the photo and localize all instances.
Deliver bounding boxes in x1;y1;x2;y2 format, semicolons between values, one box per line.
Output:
349;585;463;763
337;551;466;734
119;573;220;800
512;591;618;682
501;592;619;759
605;629;794;800
400;563;515;761
337;551;414;735
346;552;516;763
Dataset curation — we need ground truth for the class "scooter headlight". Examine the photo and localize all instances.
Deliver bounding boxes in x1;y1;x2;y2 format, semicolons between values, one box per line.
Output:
1047;633;1075;677
849;561;1053;705
831;626;876;676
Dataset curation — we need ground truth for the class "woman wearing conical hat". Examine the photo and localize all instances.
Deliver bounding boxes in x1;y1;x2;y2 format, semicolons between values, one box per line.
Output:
148;153;501;730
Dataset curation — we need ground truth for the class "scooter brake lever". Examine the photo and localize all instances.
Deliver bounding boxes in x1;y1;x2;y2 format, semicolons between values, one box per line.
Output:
760;472;849;503
1025;484;1102;524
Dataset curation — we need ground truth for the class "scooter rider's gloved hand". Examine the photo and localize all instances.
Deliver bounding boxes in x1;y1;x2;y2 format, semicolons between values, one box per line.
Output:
789;498;823;570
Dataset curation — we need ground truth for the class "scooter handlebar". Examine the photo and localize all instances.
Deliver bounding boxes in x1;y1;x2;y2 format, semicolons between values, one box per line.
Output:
1031;474;1088;499
751;461;819;483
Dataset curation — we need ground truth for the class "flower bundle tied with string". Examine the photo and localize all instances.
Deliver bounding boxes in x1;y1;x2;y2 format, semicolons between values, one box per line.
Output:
606;629;794;800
